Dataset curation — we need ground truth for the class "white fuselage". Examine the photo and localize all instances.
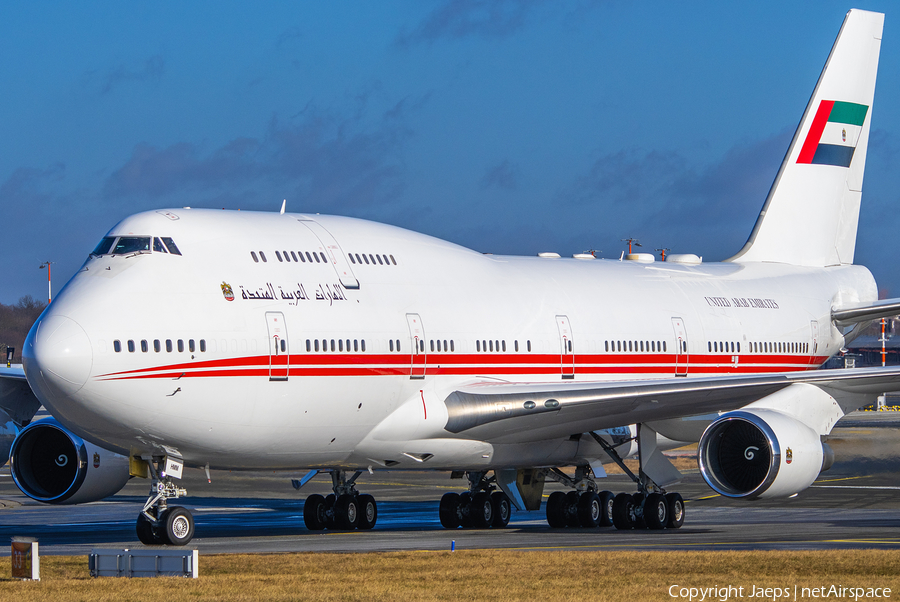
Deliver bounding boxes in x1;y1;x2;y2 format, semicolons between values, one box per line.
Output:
24;209;877;471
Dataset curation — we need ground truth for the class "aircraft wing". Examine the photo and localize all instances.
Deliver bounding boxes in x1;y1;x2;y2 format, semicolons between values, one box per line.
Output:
442;366;900;442
832;298;900;326
0;366;41;427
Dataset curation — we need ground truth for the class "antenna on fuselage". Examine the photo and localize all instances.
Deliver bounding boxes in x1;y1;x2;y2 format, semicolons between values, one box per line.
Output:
621;238;641;254
280;199;286;215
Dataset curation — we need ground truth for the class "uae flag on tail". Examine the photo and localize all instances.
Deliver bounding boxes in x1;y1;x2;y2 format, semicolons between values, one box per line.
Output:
797;100;868;167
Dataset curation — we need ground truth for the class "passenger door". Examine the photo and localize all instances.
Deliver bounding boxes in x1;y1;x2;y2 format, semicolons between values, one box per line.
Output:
266;312;289;381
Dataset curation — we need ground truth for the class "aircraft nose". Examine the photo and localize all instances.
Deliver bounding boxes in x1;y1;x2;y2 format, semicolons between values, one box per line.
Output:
24;315;93;398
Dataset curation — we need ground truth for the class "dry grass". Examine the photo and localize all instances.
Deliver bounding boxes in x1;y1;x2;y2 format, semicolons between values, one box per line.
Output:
0;550;898;601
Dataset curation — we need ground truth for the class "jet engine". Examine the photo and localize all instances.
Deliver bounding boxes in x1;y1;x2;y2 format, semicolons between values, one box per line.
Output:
698;409;832;499
9;418;130;504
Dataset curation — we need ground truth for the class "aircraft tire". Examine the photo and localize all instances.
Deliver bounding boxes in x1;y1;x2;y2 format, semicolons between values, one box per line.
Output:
458;492;475;528
597;490;615;527
546;491;568;528
439;492;461;529
491;491;511;528
666;493;685;529
645;493;668;530
471;492;493;529
564;491;581;527
631;493;646;529
303;494;328;530
358;494;378;530
136;512;160;545
577;491;601;528
324;494;337;529
160;506;194;546
333;494;360;530
612;493;636;530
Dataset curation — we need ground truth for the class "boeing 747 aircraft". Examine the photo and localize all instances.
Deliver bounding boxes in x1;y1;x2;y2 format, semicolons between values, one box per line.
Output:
1;9;898;546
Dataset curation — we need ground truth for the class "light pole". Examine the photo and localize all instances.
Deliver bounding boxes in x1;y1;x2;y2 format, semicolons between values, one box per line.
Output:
39;261;55;304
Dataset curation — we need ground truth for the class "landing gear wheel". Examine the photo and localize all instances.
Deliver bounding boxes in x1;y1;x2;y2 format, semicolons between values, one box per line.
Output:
577;491;601;528
597;490;615;527
439;492;461;529
612;493;636;530
324;494;337;529
645;492;668;530
564;491;581;527
491;492;511;528
160;506;194;546
303;494;327;530
357;494;377;530
471;492;493;529
546;491;568;528
333;494;360;530
136;512;160;545
458;492;475;528
666;492;685;529
631;493;646;529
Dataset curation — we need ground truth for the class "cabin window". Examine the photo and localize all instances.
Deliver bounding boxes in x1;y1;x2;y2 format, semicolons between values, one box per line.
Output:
260;252;267;262
369;254;376;264
430;340;434;352
361;340;366;352
477;340;481;352
153;340;161;353
363;254;369;264
376;255;383;265
314;340;319;352
189;340;195;352
140;340;148;353
395;340;400;352
178;339;184;352
527;340;532;352
355;340;359;352
281;340;286;352
251;251;259;263
389;340;394;352
349;255;356;264
127;340;135;352
113;340;121;352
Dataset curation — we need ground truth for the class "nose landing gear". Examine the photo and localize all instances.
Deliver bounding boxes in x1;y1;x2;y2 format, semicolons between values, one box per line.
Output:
135;456;194;546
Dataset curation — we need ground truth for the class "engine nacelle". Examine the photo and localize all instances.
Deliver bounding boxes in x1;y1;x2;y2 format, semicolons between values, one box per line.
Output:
9;418;130;504
698;409;827;499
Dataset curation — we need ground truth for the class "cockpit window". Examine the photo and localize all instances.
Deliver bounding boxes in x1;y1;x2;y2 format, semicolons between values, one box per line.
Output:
153;237;168;253
161;237;182;255
91;237;116;256
113;237;152;255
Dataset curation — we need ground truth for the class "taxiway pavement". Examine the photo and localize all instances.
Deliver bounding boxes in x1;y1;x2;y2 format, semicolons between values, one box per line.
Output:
0;412;898;555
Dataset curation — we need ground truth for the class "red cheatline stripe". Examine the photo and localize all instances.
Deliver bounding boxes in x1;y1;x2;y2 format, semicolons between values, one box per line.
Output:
797;100;834;164
96;355;825;381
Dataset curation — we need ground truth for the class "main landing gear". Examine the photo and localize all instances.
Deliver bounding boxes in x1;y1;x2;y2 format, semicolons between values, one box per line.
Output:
439;471;512;529
544;466;616;528
136;457;195;546
301;470;378;531
578;427;686;531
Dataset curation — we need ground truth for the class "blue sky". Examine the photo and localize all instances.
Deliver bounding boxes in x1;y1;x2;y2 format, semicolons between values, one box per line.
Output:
1;1;899;305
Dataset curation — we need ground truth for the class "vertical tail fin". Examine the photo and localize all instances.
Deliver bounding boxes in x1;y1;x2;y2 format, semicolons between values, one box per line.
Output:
729;9;883;267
